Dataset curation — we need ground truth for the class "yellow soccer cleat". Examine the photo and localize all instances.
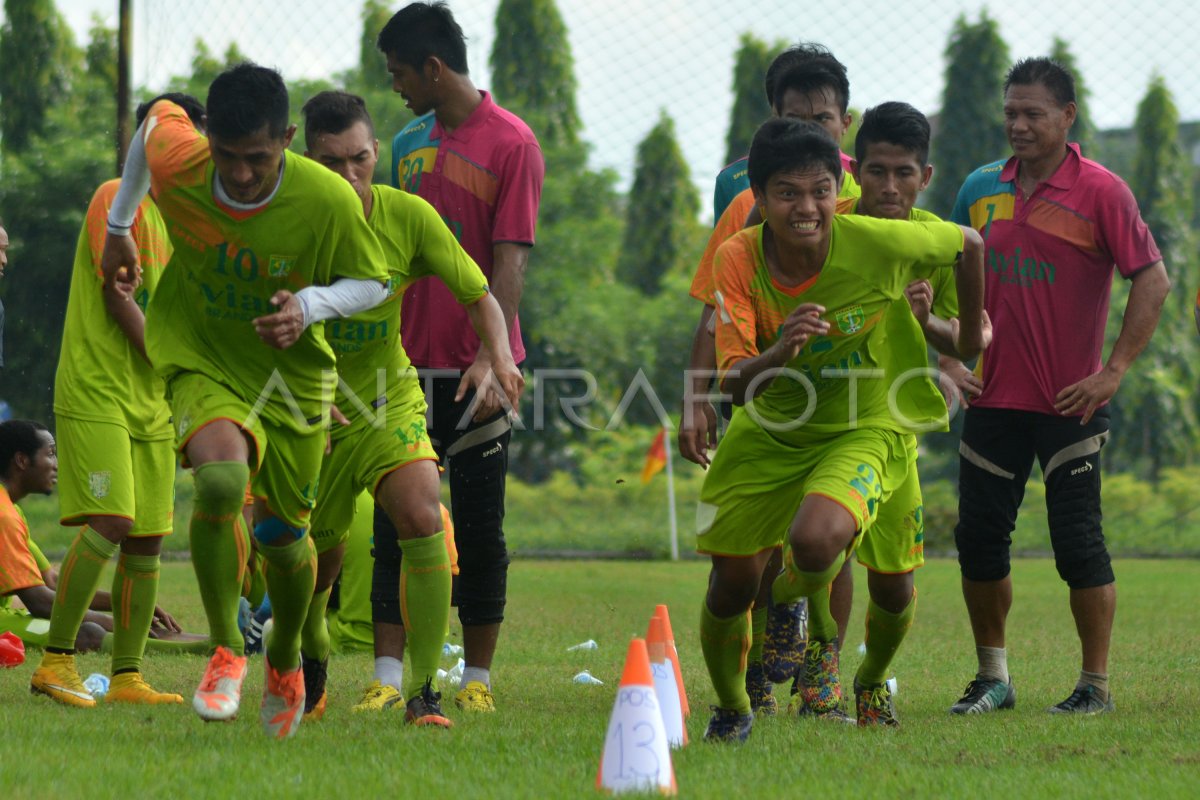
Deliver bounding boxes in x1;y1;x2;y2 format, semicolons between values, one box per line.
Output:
352;680;404;712
454;680;496;713
106;672;184;705
30;653;97;709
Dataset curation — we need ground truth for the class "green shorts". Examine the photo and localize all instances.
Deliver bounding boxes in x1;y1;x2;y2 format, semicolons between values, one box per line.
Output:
696;409;910;558
310;390;436;554
56;417;175;536
856;435;925;574
168;372;324;529
0;607;50;647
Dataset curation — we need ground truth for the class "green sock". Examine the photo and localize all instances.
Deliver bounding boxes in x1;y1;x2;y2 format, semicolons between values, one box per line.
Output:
700;602;751;713
779;548;842;642
190;461;251;654
301;586;332;663
46;526;118;651
857;593;916;686
111;552;161;673
262;535;317;672
399;534;452;697
748;606;767;664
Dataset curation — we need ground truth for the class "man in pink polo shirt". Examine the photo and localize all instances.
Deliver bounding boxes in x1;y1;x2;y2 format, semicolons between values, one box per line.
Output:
946;57;1170;716
373;1;544;714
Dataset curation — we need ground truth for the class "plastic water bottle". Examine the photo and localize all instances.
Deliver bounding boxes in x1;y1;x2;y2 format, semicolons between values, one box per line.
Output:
567;639;599;652
445;658;465;690
442;642;464;657
886;676;898;697
83;673;110;698
573;670;604;685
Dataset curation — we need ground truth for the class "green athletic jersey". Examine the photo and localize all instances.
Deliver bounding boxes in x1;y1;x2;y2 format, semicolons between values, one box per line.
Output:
713;214;964;440
328;185;489;438
842;199;959;320
54;180;173;438
141;100;389;433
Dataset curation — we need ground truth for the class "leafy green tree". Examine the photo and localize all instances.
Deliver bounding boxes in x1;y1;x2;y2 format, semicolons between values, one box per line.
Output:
724;33;781;166
617;112;701;296
489;0;580;147
1105;76;1199;481
359;0;391;80
0;0;78;153
927;13;1010;215
1049;37;1095;156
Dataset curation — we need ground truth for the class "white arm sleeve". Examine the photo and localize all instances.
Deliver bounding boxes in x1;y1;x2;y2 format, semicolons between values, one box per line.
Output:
106;120;151;235
295;279;388;328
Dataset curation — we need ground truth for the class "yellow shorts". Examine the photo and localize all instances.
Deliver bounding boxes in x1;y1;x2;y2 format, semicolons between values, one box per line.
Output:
55;417;175;536
168;372;324;529
696;409;910;558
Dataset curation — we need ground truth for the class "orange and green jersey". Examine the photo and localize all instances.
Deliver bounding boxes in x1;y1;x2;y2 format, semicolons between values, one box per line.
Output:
712;151;860;221
0;485;46;609
712;215;962;441
140;100;389;432
328;185;489;439
54;180;173;439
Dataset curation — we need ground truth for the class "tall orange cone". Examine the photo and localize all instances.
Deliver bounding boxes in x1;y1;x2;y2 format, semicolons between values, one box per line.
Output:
596;638;677;796
652;605;689;718
647;616;687;748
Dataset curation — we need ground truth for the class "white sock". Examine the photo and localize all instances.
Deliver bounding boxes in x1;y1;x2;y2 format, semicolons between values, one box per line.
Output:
976;646;1009;684
375;657;404;692
462;666;491;689
1078;670;1109;701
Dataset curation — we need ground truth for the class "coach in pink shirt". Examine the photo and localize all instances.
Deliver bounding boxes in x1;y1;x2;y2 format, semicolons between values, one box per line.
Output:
374;1;544;714
945;57;1170;717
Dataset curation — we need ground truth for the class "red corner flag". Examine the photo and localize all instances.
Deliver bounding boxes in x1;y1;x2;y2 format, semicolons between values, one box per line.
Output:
641;428;667;484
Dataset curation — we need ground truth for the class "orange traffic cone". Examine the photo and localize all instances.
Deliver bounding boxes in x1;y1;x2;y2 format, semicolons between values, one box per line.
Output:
596;638;677;795
652;605;689;718
647;616;686;748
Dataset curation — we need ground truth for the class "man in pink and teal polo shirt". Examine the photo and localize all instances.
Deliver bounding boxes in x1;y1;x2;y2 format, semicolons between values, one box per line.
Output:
376;1;543;714
946;57;1170;717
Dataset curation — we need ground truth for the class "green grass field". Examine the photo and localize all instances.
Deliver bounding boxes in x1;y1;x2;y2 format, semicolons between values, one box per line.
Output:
2;558;1199;798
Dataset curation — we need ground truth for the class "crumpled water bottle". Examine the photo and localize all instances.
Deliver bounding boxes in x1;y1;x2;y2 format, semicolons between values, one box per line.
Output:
442;642;464;657
444;658;465;690
573;670;604;685
567;639;599;652
83;673;110;698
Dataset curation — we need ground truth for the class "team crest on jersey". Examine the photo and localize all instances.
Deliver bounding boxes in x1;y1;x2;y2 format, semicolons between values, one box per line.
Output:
834;305;866;334
268;255;296;278
89;471;112;499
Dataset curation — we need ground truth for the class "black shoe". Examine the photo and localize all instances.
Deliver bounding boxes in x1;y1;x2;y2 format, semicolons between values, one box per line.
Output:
405;677;453;728
1048;685;1113;715
703;705;753;743
949;675;1016;715
300;653;328;719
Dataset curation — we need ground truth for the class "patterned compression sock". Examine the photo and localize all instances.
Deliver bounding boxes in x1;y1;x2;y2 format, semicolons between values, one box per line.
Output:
856;592;916;687
398;534;452;697
190;461;251;654
111;551;163;674
46;526;118;652
261;535;317;673
699;602;751;713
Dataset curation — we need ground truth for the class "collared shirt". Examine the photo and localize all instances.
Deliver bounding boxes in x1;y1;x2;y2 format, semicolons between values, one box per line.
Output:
951;143;1161;415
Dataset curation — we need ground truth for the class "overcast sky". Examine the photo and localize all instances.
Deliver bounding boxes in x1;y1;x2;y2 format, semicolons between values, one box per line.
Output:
37;0;1200;213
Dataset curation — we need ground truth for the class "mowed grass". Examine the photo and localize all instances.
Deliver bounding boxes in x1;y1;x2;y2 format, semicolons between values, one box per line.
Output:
2;558;1199;798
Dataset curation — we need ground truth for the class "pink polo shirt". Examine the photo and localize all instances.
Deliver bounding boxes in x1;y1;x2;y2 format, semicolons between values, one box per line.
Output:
391;91;544;369
950;143;1162;415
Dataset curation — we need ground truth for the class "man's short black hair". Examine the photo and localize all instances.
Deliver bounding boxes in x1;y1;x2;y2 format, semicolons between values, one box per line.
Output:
377;2;469;74
764;42;847;109
1005;57;1076;106
301;91;374;150
0;420;49;476
855;101;932;166
206;63;290;140
137;92;205;129
749;118;842;192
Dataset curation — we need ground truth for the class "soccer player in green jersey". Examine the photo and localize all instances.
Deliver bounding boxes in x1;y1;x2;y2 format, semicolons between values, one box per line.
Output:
29;94;204;710
99;64;391;738
697;118;985;741
298;90;521;726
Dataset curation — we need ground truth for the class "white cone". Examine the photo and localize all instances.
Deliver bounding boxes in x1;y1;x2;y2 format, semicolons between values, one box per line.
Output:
597;638;677;795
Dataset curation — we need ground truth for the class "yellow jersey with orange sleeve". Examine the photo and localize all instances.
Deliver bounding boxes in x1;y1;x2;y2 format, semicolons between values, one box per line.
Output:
139;100;390;432
53;180;173;439
0;485;43;608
